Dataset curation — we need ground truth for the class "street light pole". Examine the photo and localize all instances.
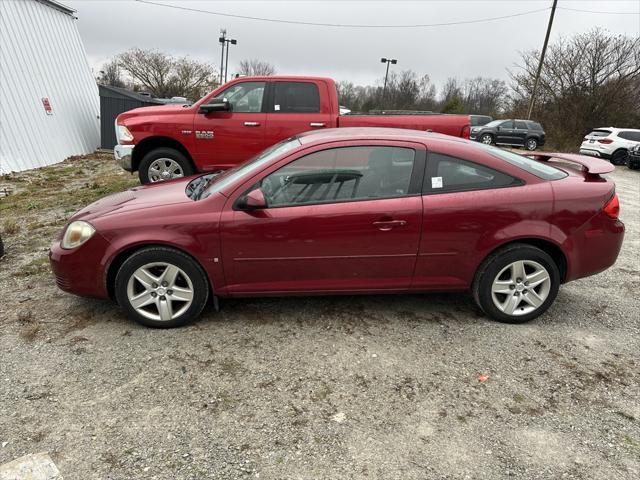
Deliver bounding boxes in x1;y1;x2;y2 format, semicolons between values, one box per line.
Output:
380;57;397;105
527;0;558;119
218;29;226;86
224;38;237;83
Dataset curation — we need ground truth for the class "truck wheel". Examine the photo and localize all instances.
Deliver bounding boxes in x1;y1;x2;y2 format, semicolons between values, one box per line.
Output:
480;133;494;145
610;150;628;166
139;148;194;184
525;138;538;151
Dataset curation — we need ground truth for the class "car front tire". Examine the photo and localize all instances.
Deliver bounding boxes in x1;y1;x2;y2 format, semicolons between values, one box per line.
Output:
115;247;210;328
139;148;194;184
472;243;560;324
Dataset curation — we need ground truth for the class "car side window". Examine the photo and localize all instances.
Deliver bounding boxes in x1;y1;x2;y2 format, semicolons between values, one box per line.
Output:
260;146;416;207
272;82;320;113
426;152;521;194
618;131;640;141
515;121;527;130
500;120;514;129
219;82;265;113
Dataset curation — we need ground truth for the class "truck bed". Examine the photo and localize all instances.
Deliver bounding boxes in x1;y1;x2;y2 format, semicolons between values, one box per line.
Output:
338;114;470;138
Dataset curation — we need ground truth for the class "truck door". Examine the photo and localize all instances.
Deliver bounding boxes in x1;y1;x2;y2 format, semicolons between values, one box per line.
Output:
263;81;333;147
193;81;267;170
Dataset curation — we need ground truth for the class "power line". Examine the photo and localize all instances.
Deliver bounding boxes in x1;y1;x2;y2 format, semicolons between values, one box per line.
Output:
557;6;640;15
134;0;551;28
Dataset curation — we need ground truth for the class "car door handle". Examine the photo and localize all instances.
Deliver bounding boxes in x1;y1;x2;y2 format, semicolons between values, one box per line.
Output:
373;220;407;231
309;122;325;128
244;121;261;127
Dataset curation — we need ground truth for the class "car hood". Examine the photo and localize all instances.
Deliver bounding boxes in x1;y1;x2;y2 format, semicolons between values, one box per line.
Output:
71;177;195;222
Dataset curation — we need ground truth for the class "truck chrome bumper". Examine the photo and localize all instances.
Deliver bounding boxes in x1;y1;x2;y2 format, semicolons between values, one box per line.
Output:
114;144;134;171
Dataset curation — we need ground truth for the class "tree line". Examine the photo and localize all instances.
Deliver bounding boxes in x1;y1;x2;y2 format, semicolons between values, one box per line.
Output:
99;29;638;150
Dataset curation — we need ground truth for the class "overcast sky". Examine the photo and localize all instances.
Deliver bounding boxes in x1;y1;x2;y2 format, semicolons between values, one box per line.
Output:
66;0;640;92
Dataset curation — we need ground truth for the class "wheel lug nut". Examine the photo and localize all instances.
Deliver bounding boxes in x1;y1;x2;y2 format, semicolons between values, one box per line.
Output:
509;285;515;290
161;281;168;287
523;290;528;294
160;295;166;301
167;289;173;295
152;283;158;288
514;292;520;296
516;278;522;283
151;292;157;297
525;281;529;286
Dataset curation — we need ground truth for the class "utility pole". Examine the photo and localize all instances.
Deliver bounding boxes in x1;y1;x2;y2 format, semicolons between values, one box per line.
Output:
527;0;557;119
380;57;397;105
219;29;226;86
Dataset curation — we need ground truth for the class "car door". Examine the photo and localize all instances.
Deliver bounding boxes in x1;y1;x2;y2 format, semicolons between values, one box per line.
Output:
495;120;515;144
193;81;268;170
263;81;334;147
219;141;426;294
513;120;528;146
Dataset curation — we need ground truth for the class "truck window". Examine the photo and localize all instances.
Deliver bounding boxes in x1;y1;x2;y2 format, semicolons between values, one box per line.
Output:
272;82;320;113
220;82;266;113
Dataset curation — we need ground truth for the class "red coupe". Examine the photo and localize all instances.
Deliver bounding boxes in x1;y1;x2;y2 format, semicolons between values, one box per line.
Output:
50;128;624;328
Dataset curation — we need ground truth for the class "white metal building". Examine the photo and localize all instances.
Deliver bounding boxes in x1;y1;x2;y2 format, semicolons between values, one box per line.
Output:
0;0;100;174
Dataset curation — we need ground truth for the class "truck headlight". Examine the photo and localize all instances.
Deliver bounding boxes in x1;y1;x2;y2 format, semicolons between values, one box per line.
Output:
116;123;134;143
61;221;96;249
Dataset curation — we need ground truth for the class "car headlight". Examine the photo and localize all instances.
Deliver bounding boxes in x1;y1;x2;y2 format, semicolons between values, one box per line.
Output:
61;221;96;249
115;123;134;143
471;127;481;132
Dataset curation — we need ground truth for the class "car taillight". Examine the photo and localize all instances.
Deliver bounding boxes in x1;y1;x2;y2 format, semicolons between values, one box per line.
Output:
597;138;613;144
603;194;620;219
462;125;470;139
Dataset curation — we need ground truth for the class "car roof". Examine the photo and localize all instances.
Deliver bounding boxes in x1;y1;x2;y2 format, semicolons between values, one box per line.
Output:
594;127;640;132
296;127;465;147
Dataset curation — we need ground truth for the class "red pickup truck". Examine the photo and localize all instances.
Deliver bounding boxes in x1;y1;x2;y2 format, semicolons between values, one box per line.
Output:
114;76;471;183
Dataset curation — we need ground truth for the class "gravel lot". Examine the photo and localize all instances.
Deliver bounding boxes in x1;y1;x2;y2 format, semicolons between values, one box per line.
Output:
1;154;639;479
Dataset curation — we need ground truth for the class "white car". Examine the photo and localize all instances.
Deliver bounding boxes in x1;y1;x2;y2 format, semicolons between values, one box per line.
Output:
579;127;640;165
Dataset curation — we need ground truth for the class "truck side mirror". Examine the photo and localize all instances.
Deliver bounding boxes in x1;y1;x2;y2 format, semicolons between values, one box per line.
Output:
237;188;267;210
198;98;231;114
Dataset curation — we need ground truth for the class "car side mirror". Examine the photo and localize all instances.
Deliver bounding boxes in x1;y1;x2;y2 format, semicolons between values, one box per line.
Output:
198;98;231;114
237;188;267;210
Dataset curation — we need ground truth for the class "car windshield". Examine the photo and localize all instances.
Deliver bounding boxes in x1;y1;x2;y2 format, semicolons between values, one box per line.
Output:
484;120;504;128
200;137;302;198
482;144;567;180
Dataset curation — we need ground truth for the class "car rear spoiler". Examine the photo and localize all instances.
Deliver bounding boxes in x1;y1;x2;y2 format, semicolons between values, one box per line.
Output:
524;152;615;174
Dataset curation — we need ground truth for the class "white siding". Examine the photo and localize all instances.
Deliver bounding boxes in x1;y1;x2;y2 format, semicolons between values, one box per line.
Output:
0;0;100;174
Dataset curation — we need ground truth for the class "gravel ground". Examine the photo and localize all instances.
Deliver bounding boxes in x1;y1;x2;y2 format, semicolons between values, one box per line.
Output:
1;155;639;479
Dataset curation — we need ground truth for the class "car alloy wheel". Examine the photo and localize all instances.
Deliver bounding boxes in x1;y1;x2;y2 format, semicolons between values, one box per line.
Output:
490;260;551;316
481;134;493;145
126;262;194;322
148;158;184;183
115;246;209;327
525;139;538;150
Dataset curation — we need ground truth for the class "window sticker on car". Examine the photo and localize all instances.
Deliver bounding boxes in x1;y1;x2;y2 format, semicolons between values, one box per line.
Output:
274;104;281;111
431;176;443;189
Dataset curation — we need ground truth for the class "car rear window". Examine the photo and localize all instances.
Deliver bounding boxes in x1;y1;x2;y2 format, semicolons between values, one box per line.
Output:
588;129;612;137
483;145;567;180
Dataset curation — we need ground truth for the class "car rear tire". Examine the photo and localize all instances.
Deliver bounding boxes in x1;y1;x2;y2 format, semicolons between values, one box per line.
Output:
472;243;560;324
115;247;209;328
610;150;628;166
525;138;538;151
480;133;494;145
139;148;194;184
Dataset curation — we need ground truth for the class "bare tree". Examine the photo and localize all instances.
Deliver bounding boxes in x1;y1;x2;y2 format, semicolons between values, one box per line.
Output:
116;48;216;100
510;28;640;148
98;59;125;88
237;59;276;76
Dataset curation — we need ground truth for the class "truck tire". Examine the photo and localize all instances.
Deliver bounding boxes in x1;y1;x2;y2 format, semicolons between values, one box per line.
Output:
139;148;194;184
